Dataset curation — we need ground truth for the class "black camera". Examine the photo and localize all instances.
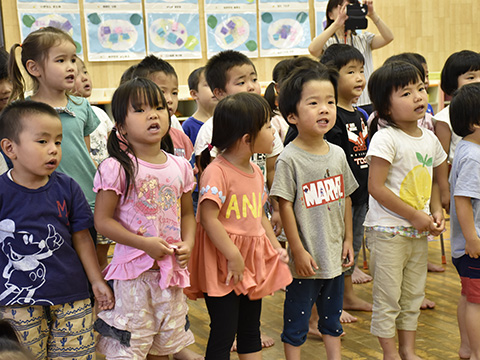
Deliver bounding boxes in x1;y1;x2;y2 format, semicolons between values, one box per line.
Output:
345;1;368;31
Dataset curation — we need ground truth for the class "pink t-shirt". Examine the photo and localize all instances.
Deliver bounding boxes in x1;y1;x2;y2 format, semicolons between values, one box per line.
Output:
94;152;195;289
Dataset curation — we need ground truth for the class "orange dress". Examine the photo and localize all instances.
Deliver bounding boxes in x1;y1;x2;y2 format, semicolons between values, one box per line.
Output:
186;156;292;300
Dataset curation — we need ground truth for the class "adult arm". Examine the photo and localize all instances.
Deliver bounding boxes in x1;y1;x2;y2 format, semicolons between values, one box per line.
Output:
366;1;394;50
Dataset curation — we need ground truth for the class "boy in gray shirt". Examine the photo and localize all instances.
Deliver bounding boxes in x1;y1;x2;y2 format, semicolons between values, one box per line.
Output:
271;63;358;360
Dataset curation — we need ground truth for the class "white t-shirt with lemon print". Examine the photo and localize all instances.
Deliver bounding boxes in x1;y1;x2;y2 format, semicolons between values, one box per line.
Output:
364;126;447;228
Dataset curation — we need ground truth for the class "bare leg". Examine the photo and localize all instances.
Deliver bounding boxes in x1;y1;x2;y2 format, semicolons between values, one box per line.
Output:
398;330;423;360
308;304;323;338
238;351;262;360
173;348;204;360
465;300;480;360
456;294;471;358
352;265;373;284
378;336;401;360
343;275;373;312
96;243;111;270
284;342;301;360
323;334;341;360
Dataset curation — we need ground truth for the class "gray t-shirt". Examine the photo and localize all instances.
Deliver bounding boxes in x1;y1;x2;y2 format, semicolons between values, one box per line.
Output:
449;140;480;258
271;142;358;279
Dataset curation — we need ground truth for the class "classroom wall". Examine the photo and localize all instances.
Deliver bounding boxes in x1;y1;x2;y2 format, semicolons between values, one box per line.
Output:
1;0;479;91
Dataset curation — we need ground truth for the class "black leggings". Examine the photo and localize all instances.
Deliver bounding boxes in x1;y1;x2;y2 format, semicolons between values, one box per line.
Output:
204;291;262;359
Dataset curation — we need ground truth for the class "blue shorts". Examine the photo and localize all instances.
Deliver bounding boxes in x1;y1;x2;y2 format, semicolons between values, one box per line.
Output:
281;275;344;346
453;255;480;303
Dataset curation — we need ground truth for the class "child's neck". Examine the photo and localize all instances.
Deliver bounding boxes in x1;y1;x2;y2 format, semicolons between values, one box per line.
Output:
192;107;213;123
132;143;167;165
396;121;422;137
31;88;68;108
222;147;254;173
337;98;356;112
464;129;480;145
293;134;329;155
10;168;49;189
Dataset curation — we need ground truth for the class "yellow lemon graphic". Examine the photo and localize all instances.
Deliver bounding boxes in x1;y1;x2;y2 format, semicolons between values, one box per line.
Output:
399;152;432;210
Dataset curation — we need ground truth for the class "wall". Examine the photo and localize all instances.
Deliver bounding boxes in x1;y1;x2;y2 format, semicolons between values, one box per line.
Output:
1;0;479;91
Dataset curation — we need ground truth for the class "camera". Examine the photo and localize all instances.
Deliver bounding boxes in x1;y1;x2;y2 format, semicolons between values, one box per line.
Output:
345;1;368;31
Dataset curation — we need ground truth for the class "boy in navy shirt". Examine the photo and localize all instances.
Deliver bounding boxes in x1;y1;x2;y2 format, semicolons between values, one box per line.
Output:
0;100;113;359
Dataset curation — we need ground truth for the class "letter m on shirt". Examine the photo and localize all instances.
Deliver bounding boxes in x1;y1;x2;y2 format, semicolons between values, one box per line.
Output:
302;175;344;208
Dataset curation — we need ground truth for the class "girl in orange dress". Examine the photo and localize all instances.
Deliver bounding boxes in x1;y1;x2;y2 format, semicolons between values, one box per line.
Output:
187;93;292;360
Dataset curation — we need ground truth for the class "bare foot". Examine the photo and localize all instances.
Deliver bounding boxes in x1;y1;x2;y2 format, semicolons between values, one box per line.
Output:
343;295;373;312
261;333;275;348
420;297;435;310
340;310;357;323
173;348;204;360
427;262;445;272
308;322;323;339
352;265;373;284
230;333;275;352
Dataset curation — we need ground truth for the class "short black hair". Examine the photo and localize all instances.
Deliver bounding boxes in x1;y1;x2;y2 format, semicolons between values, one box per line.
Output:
384;53;425;82
278;63;338;128
320;44;365;71
134;55;177;79
188;67;205;92
441;50;480;96
0;48;8;80
205;50;256;93
450;83;480;137
0;100;59;143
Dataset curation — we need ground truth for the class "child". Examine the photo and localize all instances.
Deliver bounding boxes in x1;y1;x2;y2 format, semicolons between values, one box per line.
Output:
0;48;11;112
308;0;394;114
271;64;357;360
73;57;115;270
434;50;480;165
132;56;194;162
0;100;113;358
187;92;291;360
183;67;217;146
9;27;100;218
365;61;447;359
0;47;12;173
320;44;373;314
448;82;480;360
183;67;218;213
0;319;34;360
93;78;197;359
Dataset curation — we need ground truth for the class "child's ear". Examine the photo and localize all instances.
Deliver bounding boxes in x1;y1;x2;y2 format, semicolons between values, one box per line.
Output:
287;113;298;125
25;60;41;78
213;88;225;100
190;89;199;100
1;138;17;160
242;133;251;145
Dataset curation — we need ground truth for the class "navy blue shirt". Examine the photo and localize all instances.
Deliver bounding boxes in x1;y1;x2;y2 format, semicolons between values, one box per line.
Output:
0;172;92;306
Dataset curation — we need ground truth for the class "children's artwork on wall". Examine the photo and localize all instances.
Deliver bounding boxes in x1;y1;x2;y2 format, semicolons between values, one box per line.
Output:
145;0;202;59
258;0;311;56
17;1;83;57
204;0;258;58
259;9;311;56
315;0;328;35
83;2;146;61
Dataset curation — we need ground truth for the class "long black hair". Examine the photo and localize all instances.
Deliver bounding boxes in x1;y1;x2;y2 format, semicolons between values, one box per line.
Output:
106;77;173;197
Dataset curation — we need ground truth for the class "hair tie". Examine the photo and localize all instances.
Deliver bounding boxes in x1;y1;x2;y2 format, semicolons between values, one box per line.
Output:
112;126;117;132
19;43;22;48
207;144;213;151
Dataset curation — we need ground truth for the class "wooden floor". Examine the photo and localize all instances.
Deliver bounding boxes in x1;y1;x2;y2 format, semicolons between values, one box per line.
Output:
101;226;464;359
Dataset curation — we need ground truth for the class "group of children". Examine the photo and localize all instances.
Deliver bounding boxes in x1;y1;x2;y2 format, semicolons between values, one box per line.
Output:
0;20;479;360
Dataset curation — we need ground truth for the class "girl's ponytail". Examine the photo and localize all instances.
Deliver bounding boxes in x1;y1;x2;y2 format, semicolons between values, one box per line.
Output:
199;147;213;174
8;44;26;101
264;81;277;111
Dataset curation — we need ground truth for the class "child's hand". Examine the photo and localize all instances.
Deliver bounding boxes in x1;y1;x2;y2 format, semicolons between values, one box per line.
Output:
92;280;115;311
226;252;245;286
270;211;283;236
409;210;434;233
429;212;445;236
292;248;318;277
174;242;192;268
143;237;175;261
466;237;480;259
441;189;451;214
276;247;289;264
342;244;354;268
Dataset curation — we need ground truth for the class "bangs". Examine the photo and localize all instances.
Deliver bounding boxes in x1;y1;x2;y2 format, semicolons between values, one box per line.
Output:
129;82;164;110
390;62;423;91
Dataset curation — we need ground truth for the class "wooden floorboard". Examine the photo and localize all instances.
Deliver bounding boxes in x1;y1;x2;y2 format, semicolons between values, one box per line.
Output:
101;225;463;359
